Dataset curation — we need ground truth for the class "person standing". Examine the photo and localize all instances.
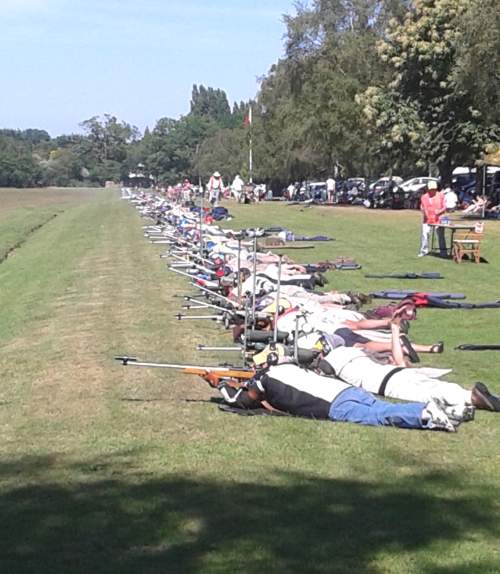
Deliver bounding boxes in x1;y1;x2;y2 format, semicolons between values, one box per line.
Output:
326;176;336;203
207;171;224;206
418;181;447;257
231;174;244;202
181;178;192;203
442;182;458;212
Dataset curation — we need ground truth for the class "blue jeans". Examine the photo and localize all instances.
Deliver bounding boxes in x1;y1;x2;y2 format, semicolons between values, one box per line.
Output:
329;387;425;429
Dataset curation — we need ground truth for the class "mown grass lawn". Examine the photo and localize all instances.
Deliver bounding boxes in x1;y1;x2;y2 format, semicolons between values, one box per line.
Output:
0;189;499;574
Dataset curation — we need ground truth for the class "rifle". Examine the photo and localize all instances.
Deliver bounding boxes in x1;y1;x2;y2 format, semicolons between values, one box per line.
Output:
115;356;254;384
364;272;443;279
455;344;500;351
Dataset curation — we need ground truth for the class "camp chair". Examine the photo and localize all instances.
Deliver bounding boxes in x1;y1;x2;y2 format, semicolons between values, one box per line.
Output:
452;225;484;264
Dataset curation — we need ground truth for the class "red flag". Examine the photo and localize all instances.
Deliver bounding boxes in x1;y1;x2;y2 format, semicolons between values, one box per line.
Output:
243;106;252;127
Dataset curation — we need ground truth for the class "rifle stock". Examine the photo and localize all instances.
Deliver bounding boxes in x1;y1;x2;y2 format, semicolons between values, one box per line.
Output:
182;367;253;381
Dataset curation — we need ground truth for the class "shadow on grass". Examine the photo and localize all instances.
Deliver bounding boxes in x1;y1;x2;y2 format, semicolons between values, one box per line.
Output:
425;564;500;574
427;251;490;264
0;453;499;574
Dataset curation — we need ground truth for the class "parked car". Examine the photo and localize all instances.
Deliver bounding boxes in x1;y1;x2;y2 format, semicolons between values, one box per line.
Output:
398;177;440;209
366;177;404;209
347;177;366;188
368;176;403;192
451;167;500;207
400;177;439;193
487;171;500;206
451;173;476;194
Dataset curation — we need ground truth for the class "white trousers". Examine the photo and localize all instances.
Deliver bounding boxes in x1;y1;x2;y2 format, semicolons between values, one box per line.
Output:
384;370;472;406
420;224;447;255
420;223;431;254
209;189;220;206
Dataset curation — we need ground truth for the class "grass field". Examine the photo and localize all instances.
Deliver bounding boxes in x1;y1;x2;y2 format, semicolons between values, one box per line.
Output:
0;189;499;574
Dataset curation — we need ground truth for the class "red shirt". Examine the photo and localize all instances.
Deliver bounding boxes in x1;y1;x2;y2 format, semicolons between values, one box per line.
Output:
421;191;445;224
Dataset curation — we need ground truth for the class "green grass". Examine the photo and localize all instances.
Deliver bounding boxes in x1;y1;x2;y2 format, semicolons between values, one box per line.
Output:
0;187;103;261
0;191;499;574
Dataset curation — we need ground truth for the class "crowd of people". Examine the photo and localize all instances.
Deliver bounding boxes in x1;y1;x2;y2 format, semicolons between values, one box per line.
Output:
122;187;500;435
123;172;493;266
124;167;500;222
124;171;272;206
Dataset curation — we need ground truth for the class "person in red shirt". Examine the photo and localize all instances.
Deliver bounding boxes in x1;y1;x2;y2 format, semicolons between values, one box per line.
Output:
207;171;224;206
418;181;447;257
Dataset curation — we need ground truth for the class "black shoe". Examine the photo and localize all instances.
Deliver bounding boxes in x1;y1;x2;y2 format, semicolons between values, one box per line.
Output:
430;341;444;354
472;382;500;412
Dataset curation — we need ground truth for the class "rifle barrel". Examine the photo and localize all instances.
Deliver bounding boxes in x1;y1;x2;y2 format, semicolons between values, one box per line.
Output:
175;314;223;320
196;345;242;352
195;284;238;307
115;356;252;374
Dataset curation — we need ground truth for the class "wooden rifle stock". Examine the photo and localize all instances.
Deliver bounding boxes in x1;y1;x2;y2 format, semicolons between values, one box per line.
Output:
181;367;254;381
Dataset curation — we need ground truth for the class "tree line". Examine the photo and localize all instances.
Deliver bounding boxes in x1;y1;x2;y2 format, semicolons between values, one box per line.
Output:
1;0;498;189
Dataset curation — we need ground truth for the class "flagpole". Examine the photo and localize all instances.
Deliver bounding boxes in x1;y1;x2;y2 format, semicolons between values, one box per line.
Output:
248;105;253;184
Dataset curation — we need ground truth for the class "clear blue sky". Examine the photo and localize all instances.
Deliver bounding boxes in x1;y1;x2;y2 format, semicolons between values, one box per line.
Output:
0;0;295;136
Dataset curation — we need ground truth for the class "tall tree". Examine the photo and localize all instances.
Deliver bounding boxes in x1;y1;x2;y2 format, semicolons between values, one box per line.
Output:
190;85;231;124
0;148;40;187
453;0;500;127
143;115;217;183
39;148;82;187
79;115;139;182
256;0;411;181
360;0;499;180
